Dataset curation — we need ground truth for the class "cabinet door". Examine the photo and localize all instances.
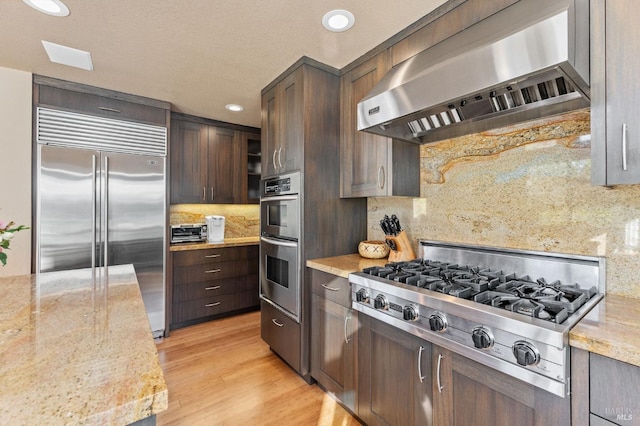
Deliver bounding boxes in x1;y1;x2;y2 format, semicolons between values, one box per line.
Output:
590;353;640;425
170;119;208;203
358;315;432;426
207;126;240;203
241;131;261;203
340;51;392;197
262;85;279;177
278;68;303;174
432;347;569;426
592;0;640;184
311;294;357;413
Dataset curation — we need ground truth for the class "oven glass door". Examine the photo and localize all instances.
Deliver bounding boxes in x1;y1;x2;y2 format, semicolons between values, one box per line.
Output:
260;195;299;240
260;236;300;321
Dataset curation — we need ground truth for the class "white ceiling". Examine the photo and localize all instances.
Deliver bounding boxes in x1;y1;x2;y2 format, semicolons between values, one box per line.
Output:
0;0;446;128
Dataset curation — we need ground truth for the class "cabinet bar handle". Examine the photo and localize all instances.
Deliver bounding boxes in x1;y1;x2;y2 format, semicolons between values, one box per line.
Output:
97;106;121;113
271;318;284;327
205;254;221;258
203;187;206;201
437;354;444;393
273;149;278;170
278;147;284;168
211;186;214;201
344;311;352;344
418;345;426;383
205;285;221;290
205;268;221;273
205;302;221;307
321;283;340;292
378;165;385;190
623;123;628;171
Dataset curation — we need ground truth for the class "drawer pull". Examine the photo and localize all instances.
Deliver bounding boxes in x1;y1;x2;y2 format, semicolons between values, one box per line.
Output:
271;319;284;327
205;285;221;290
205;302;221;307
205;268;221;274
321;283;340;292
205;254;221;258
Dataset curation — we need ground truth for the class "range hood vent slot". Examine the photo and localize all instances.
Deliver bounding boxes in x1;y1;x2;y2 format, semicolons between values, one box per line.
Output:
357;0;590;144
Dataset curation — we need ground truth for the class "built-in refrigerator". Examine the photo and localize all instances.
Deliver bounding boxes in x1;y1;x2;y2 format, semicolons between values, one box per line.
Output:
35;107;167;337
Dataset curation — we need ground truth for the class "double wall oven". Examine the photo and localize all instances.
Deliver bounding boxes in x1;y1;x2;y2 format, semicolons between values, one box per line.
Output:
259;172;302;322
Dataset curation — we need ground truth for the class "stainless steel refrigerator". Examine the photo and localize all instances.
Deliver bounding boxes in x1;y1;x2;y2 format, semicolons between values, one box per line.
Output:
35;107;167;337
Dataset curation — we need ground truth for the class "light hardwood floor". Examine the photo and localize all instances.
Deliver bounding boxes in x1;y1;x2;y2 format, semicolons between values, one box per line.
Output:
155;311;361;426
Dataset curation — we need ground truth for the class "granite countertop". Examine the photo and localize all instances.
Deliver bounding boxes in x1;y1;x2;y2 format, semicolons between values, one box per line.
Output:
0;265;168;425
307;254;640;368
306;253;389;278
570;293;640;367
170;236;259;251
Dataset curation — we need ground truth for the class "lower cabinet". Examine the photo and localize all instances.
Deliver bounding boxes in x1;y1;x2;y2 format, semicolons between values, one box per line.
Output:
171;245;259;329
261;300;301;372
432;347;570;426
358;315;433;426
310;269;358;413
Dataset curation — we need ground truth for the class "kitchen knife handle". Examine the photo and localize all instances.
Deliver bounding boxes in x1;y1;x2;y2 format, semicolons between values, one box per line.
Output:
437;353;444;393
377;166;385;190
622;123;628;171
418;345;426;383
344;311;352;344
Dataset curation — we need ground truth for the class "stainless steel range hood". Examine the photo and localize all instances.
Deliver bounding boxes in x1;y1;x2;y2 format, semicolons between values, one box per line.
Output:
357;0;590;144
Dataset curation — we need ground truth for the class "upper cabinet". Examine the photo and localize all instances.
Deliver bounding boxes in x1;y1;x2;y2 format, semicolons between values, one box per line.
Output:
339;50;420;198
170;115;259;204
261;69;303;177
591;0;640;185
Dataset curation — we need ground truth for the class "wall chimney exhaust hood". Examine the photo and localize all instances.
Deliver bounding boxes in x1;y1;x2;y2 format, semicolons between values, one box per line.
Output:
357;0;590;144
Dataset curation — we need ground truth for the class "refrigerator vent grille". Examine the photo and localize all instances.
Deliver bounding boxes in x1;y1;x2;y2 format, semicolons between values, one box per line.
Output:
37;107;167;156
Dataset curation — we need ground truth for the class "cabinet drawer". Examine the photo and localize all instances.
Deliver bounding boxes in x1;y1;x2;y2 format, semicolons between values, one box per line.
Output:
590;353;640;425
310;269;351;307
260;300;301;372
173;246;257;266
174;260;249;284
172;290;257;323
173;276;254;302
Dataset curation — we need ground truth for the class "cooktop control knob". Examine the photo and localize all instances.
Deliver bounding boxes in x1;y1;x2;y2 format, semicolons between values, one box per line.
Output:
402;305;418;321
471;326;494;349
428;312;448;332
355;289;369;304
512;341;540;366
373;294;389;310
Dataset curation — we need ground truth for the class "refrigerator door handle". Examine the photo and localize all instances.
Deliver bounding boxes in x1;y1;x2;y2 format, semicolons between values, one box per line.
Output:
91;155;97;270
103;155;109;269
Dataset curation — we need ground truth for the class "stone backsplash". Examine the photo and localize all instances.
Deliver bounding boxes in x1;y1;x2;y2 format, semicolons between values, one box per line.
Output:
368;109;640;298
170;204;259;239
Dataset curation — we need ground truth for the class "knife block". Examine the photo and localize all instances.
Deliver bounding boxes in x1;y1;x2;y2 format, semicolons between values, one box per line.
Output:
386;231;416;262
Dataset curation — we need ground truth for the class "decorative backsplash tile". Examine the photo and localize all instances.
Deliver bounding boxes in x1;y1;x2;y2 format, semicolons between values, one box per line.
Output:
368;109;640;298
170;204;259;239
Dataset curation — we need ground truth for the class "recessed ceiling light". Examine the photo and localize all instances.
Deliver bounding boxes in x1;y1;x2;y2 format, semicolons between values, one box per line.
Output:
322;9;355;32
23;0;69;17
42;41;94;71
225;104;244;112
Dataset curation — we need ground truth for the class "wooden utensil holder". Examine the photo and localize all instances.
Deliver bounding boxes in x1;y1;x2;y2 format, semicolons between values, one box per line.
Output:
385;230;416;262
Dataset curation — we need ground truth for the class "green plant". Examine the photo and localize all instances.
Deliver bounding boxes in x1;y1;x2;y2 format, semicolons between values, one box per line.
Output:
0;219;29;266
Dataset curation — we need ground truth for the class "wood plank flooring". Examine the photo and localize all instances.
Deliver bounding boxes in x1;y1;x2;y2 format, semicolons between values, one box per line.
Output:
155;311;361;426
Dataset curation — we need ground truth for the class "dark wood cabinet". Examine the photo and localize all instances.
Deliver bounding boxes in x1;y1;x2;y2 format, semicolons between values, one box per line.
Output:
243;132;261;203
572;347;640;426
310;270;357;413
591;0;640;185
170;118;242;204
261;68;303;177
339;50;420;198
260;299;301;372
432;346;570;426
171;246;259;329
358;315;432;426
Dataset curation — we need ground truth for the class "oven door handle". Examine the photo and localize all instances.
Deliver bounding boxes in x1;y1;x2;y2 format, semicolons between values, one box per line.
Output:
260;236;298;248
261;195;298;202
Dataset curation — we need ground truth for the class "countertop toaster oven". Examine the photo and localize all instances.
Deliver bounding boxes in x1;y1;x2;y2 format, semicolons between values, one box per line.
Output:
170;224;207;243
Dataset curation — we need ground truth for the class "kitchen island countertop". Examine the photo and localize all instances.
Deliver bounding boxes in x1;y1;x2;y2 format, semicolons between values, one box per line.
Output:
307;253;640;369
0;265;167;425
169;236;259;251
